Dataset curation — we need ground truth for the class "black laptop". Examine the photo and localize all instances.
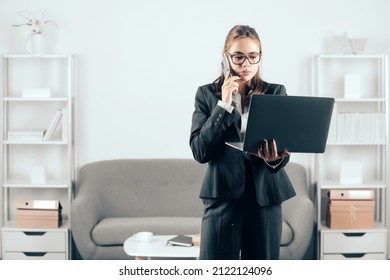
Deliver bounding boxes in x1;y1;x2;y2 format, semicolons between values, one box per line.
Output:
225;95;335;154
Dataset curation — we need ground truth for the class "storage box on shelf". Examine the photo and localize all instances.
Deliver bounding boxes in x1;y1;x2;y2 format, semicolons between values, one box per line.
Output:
327;189;375;229
313;54;388;260
1;54;75;260
15;199;62;229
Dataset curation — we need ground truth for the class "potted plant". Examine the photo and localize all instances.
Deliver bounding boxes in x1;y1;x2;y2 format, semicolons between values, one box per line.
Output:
12;10;58;56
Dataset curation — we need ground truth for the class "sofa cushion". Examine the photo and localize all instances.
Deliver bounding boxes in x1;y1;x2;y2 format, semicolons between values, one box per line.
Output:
280;221;294;246
82;159;205;218
93;217;293;247
92;217;202;246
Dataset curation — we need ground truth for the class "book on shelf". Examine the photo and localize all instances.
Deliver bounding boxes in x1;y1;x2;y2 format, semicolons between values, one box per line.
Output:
344;74;361;98
340;161;362;184
333;112;385;143
62;107;68;141
30;166;46;184
166;235;193;247
44;108;63;141
7;129;46;141
22;87;51;98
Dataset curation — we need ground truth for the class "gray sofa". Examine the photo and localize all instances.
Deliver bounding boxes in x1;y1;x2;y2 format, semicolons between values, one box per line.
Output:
71;159;315;260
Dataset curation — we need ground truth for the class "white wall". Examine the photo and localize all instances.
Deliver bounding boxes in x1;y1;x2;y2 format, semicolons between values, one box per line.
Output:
1;0;389;168
1;0;390;258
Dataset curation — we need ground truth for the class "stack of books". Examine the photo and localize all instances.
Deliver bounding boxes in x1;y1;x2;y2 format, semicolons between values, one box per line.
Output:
22;88;51;98
327;112;385;144
328;189;375;229
7;129;46;141
7;107;67;142
15;199;62;228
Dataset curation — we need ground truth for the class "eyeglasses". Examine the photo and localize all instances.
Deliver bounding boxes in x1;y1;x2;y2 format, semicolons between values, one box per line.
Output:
227;52;262;65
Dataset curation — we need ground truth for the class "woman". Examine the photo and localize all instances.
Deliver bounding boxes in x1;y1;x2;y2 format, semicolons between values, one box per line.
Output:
189;25;296;260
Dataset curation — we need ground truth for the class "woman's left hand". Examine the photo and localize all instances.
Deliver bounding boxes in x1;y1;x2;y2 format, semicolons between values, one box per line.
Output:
254;139;291;163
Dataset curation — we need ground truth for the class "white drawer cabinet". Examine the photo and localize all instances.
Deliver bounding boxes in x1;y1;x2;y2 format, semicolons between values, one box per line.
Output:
2;228;69;260
3;252;67;260
323;232;387;253
320;229;387;260
323;253;386;260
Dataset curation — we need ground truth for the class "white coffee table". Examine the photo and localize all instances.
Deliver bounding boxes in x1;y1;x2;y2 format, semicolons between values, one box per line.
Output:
124;235;200;260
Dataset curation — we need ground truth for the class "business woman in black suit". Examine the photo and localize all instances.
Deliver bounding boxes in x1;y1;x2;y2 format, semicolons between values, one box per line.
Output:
190;25;296;260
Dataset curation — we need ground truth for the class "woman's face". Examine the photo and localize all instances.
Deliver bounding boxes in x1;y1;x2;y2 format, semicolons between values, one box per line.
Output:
226;37;261;83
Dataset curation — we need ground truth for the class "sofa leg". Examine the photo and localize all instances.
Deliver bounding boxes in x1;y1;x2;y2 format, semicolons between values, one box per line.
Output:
135;256;149;260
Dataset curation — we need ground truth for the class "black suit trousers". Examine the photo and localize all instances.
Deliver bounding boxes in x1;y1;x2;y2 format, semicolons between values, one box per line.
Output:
199;160;282;260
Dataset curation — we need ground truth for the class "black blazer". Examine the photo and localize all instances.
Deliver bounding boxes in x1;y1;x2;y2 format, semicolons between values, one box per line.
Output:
190;82;296;206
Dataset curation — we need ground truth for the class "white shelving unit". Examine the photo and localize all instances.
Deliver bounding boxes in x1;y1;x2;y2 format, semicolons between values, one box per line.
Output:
1;54;75;260
313;54;388;260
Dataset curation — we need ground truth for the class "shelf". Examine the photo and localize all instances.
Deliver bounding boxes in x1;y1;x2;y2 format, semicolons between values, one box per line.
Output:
319;221;387;233
326;142;386;146
2;53;74;260
318;180;386;189
334;98;386;103
317;54;386;59
3;54;72;59
3;179;69;189
314;53;388;260
2;220;69;231
316;97;385;103
3;97;68;102
3;140;68;145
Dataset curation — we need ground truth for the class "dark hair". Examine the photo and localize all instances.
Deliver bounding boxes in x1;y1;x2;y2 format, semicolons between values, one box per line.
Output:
213;25;267;94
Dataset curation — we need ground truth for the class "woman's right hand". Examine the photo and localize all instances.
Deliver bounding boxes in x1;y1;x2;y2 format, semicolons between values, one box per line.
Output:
221;71;240;105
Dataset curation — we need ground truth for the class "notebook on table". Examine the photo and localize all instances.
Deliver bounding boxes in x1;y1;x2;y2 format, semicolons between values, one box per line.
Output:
166;235;193;247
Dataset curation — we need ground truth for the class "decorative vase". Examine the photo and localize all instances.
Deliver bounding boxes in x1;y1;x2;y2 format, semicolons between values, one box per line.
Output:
26;33;44;56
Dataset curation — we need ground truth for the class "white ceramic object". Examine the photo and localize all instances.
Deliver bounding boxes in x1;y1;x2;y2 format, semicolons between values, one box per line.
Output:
348;38;368;55
134;231;153;242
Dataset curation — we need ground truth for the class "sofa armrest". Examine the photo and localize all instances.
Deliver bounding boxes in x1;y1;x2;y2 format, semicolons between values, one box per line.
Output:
281;162;316;259
282;193;315;259
71;189;103;260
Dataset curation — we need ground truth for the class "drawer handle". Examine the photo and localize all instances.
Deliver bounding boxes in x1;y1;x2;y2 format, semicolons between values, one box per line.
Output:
23;252;47;257
23;231;46;236
342;253;366;258
342;233;365;237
